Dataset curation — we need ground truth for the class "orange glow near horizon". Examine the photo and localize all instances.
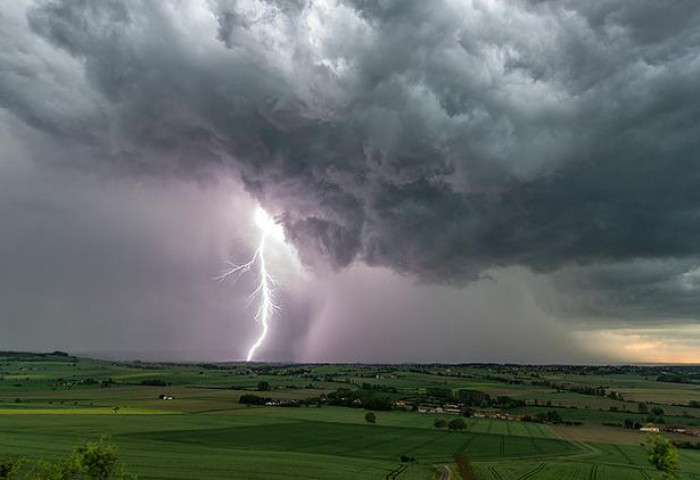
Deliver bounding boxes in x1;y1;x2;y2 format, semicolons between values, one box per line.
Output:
575;326;700;364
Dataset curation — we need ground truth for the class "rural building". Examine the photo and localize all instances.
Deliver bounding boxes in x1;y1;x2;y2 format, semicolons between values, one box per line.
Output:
640;424;660;432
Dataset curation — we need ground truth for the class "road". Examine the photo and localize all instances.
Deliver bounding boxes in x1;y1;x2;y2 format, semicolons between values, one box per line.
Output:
439;465;451;480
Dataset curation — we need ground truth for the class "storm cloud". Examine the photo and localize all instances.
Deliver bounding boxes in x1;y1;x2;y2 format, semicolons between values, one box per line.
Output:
0;0;696;284
2;0;700;361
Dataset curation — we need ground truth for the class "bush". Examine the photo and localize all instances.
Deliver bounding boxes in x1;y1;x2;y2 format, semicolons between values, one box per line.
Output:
0;458;24;480
426;387;453;400
448;418;467;430
364;412;377;424
673;441;700;450
257;381;270;391
647;434;680;480
454;454;477;480
434;419;447;429
535;410;564;424
239;394;270;406
79;438;118;480
139;379;166;387
363;397;393;411
3;438;135;480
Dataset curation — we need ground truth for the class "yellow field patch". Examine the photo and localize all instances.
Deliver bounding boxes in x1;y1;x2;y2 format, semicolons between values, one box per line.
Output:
0;407;176;415
615;386;700;405
553;424;647;445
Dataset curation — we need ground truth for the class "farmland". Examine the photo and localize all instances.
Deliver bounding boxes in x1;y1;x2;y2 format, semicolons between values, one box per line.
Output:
1;352;700;478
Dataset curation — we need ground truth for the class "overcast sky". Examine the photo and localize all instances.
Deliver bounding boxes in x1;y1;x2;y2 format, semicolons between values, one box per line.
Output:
2;0;700;363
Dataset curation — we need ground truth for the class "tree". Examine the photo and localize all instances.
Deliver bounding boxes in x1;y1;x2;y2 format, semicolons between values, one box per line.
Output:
448;418;467;431
363;397;393;411
31;456;81;480
139;379;166;387
21;438;134;480
257;381;270;391
535;410;563;424
0;458;24;480
239;394;270;405
434;419;447;429
647;435;680;480
79;438;119;480
638;402;649;414
364;412;377;424
624;418;634;429
454;454;478;480
457;389;489;406
426;387;453;400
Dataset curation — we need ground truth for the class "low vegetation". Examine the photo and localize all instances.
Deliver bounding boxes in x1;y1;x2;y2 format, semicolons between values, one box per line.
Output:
1;439;133;480
647;435;680;480
1;352;700;479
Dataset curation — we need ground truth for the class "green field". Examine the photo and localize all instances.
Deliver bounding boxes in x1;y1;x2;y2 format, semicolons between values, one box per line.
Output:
1;353;700;479
0;410;579;478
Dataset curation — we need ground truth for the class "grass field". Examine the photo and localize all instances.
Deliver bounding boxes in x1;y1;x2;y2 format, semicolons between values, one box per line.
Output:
1;353;700;479
0;410;579;478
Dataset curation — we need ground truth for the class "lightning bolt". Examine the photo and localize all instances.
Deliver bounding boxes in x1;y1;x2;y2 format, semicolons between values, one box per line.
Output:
217;207;281;362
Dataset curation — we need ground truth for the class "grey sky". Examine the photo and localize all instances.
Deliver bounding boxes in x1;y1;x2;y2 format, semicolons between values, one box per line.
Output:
1;0;700;363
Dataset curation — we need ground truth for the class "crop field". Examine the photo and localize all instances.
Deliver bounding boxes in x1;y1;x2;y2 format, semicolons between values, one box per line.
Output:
1;353;700;479
474;462;666;480
0;412;579;478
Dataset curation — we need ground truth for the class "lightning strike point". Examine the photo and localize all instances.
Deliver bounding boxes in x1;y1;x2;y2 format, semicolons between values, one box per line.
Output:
218;207;283;362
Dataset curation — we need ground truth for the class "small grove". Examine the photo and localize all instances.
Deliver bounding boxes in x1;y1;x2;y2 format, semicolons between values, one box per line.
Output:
0;439;134;480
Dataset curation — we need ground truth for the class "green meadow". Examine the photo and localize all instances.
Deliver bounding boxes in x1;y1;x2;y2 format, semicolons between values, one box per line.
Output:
1;352;700;479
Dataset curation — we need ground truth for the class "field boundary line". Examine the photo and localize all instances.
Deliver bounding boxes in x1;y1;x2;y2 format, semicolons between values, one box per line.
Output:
488;466;504;480
612;445;635;465
456;432;476;454
535;423;552;439
526;433;541;455
516;462;545;480
403;431;452;456
521;422;535;438
384;464;408;479
341;426;426;456
588;463;598;480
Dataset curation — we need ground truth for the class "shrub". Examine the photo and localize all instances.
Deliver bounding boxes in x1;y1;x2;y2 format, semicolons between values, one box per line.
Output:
139;379;166;387
647;435;680;480
5;438;135;480
239;394;270;406
0;458;24;480
448;418;467;430
257;381;270;391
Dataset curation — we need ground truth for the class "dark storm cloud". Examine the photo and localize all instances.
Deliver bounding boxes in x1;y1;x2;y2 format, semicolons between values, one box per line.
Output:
3;0;700;286
545;259;700;323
